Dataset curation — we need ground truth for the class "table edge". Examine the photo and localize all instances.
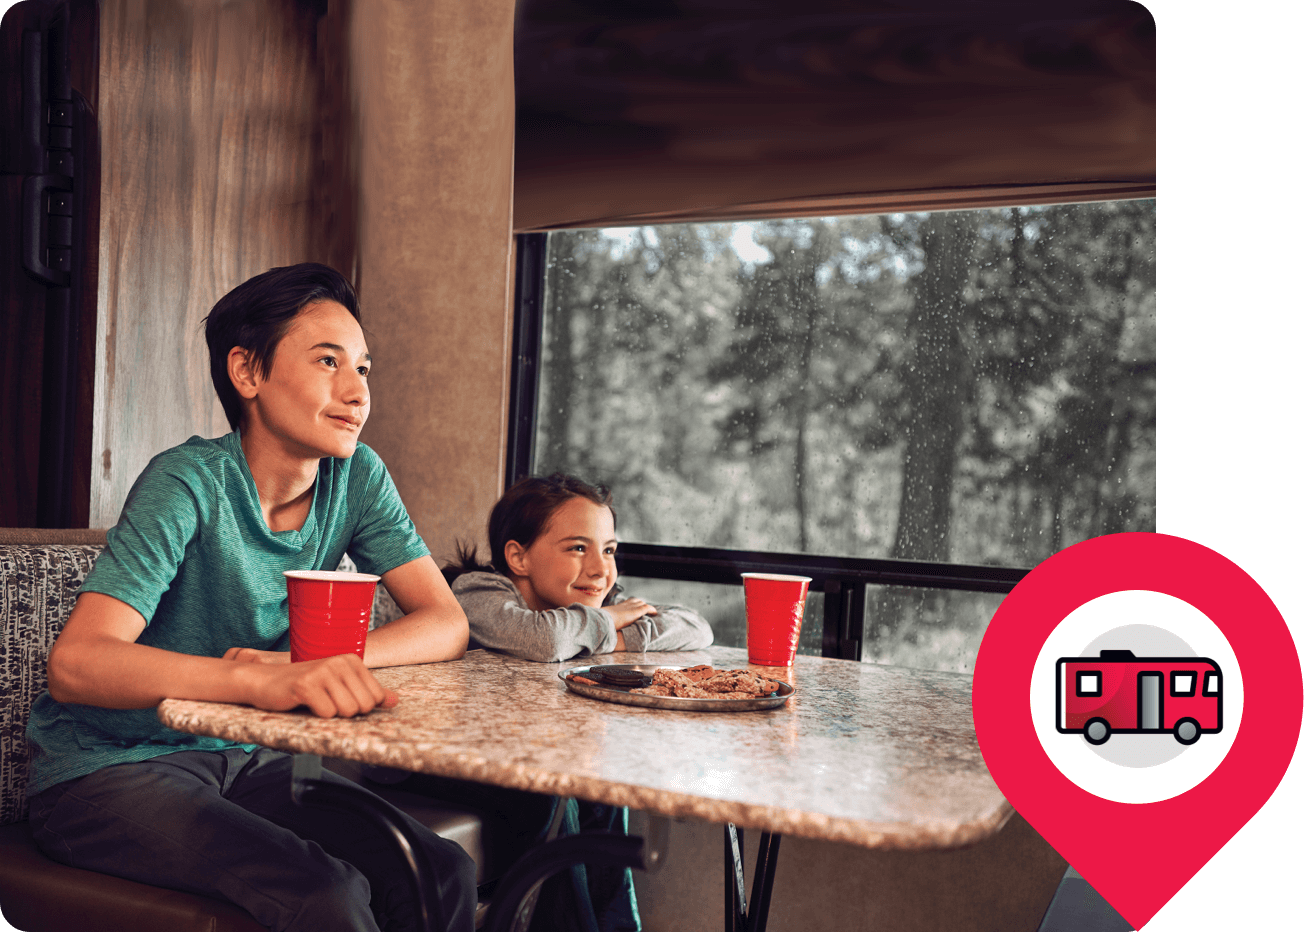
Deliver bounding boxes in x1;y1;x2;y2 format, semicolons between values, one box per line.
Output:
158;698;1014;852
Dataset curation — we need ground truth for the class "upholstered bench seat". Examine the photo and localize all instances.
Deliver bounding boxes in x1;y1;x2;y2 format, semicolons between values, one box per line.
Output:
0;800;488;932
0;819;266;932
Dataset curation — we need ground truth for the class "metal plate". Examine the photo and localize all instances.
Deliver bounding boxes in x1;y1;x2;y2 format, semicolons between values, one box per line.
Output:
559;664;794;712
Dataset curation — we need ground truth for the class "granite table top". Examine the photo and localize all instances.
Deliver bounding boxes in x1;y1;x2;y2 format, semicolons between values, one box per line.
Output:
157;646;1011;851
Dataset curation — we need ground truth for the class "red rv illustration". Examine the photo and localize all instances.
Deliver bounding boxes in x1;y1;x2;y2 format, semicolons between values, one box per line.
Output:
1056;650;1223;745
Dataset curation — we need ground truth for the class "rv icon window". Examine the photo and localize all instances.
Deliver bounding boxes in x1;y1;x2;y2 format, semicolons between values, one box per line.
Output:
1204;673;1220;696
1077;671;1102;697
1171;673;1196;697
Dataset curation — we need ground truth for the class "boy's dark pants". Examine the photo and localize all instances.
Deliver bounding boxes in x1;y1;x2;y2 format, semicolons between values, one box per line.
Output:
27;747;477;932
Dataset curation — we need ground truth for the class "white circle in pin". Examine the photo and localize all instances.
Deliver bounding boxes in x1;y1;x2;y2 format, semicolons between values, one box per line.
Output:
1029;589;1243;804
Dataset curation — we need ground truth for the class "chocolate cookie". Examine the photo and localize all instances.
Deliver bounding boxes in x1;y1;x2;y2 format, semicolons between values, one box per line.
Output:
589;666;653;687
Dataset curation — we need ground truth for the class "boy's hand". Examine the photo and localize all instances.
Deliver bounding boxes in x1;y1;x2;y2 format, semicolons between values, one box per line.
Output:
605;598;656;630
223;647;290;664
238;653;398;718
46;593;396;715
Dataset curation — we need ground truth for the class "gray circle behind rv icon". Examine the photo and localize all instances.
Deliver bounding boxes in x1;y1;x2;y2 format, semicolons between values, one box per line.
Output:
1078;624;1197;768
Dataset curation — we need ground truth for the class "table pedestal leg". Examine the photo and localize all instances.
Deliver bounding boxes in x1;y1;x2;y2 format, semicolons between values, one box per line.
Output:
725;823;783;932
481;802;662;932
289;754;443;932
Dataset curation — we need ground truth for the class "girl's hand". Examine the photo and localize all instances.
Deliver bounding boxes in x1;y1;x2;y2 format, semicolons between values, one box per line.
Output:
605;598;657;629
223;647;291;664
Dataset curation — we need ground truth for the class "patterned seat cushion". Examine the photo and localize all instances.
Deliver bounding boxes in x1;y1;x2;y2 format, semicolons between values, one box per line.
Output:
1;545;402;826
336;553;404;628
0;544;102;825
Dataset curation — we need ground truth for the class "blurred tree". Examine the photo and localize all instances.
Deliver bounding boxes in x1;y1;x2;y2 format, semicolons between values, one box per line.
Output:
706;220;836;551
890;210;978;563
965;200;1156;563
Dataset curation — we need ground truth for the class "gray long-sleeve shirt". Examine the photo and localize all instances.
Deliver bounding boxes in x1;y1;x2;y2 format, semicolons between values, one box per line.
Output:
451;571;714;662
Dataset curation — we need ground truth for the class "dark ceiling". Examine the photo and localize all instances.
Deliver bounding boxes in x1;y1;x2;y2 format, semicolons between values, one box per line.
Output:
512;0;1155;229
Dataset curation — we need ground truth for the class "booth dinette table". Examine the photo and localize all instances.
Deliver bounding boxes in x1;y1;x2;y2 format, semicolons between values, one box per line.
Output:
156;647;1011;932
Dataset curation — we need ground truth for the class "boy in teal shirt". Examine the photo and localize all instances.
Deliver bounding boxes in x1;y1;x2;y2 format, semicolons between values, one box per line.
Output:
26;264;476;932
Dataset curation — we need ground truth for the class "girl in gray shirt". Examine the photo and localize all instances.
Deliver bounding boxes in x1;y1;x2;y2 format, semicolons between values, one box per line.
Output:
443;474;713;662
427;475;712;930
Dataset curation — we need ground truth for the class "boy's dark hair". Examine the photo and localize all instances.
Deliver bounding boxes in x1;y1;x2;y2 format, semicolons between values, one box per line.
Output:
203;263;361;431
444;473;616;584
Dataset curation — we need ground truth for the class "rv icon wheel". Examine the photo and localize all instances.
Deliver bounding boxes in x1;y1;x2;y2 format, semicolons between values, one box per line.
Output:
1174;718;1201;745
1085;718;1111;745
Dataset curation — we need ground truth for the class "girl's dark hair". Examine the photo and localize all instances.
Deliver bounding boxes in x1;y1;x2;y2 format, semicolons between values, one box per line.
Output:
203;263;361;431
443;473;615;584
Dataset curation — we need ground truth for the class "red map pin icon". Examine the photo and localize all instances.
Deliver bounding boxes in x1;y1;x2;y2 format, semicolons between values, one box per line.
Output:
973;533;1301;929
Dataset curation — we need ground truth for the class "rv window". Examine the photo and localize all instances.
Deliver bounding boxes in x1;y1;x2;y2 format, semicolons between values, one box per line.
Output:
1076;671;1102;697
1204;673;1220;696
1171;673;1196;697
528;200;1155;671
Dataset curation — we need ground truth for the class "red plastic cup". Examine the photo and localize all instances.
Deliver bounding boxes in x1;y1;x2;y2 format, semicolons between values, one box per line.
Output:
284;570;379;663
741;573;812;666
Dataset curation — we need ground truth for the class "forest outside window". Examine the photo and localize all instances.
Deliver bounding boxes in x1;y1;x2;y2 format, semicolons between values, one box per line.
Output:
526;200;1156;671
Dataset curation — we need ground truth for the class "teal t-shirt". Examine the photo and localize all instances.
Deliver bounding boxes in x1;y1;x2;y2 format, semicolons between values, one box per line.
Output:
25;432;430;794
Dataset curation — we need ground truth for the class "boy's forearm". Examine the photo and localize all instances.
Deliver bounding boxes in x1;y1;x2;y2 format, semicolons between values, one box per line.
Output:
50;634;396;717
362;604;470;667
49;635;273;709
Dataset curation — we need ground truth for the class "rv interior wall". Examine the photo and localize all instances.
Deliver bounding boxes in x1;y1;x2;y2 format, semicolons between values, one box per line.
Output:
87;0;516;564
348;0;517;561
1;0;99;528
630;810;1068;932
90;0;347;525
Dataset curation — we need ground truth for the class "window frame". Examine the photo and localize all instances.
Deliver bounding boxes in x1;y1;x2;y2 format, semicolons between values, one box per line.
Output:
1170;672;1197;698
1077;671;1102;698
508;230;1039;660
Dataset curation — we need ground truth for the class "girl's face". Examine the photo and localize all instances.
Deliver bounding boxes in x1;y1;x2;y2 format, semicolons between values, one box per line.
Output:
510;497;617;610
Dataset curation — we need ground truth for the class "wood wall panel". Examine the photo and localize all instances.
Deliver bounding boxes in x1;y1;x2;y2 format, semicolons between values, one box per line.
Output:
349;0;517;561
91;0;348;526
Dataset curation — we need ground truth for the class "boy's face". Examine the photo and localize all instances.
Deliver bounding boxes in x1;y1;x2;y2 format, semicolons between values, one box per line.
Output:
245;300;371;460
516;497;618;610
